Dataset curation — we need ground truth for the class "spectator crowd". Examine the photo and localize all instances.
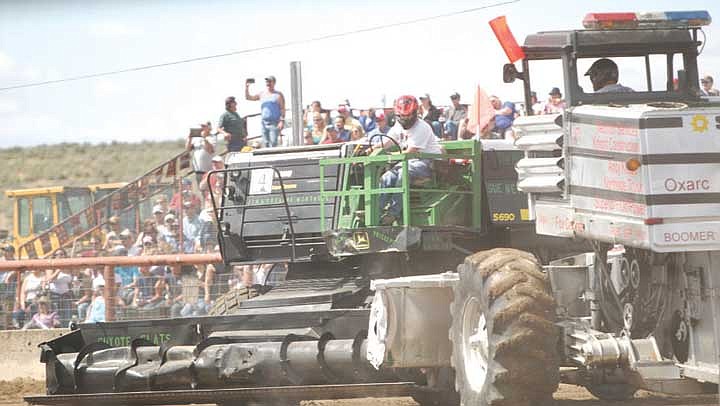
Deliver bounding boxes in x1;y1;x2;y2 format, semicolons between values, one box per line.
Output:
0;141;261;328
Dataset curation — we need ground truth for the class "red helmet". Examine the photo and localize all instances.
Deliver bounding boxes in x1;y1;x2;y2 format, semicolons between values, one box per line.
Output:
394;95;418;116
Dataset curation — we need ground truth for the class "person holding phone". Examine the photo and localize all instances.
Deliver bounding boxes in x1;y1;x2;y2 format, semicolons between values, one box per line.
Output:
245;76;285;148
185;121;217;185
218;96;247;152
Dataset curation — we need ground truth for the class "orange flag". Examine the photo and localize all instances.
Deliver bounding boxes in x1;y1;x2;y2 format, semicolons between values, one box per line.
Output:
467;85;495;136
489;16;526;63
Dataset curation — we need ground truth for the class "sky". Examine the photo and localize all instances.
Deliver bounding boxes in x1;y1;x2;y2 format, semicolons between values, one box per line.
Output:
0;0;718;147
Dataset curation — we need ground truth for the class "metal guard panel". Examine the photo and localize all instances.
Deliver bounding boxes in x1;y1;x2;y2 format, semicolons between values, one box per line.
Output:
324;226;473;256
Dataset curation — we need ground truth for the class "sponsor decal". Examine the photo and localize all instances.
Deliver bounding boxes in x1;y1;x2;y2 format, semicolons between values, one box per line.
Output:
249;168;274;195
97;333;172;347
601;176;643;193
520;209;529;221
663;178;711;192
609;224;647;241
690;114;709;133
663;231;716;243
371;230;396;245
492;212;516;222
353;232;370;250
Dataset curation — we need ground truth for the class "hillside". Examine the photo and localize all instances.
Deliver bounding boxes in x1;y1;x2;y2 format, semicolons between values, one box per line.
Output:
0;140;187;232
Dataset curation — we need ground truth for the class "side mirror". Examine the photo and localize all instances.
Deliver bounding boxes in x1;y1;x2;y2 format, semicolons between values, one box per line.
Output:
503;63;525;83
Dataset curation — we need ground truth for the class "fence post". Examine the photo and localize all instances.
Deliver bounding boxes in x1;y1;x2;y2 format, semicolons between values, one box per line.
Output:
177;177;184;254
104;265;115;321
15;269;22;315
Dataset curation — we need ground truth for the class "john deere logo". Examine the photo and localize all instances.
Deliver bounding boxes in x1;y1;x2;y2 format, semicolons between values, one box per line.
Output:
353;232;370;250
690;114;709;133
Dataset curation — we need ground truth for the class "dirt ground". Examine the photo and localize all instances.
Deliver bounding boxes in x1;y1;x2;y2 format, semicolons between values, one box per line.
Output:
1;380;717;406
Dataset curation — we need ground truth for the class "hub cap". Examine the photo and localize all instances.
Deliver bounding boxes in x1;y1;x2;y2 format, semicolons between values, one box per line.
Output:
462;297;490;391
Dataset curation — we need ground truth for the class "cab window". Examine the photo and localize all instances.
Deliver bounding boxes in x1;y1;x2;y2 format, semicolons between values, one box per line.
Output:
32;196;54;234
58;191;92;220
18;198;30;237
577;54;686;94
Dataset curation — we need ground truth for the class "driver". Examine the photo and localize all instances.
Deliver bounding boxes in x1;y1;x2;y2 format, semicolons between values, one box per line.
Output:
585;58;634;93
376;95;442;226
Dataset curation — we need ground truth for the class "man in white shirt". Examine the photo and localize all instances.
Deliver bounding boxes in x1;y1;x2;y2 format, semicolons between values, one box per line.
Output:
186;122;217;186
376;95;442;225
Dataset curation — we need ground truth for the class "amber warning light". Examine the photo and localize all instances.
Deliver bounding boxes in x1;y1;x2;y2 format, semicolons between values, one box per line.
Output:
489;16;526;63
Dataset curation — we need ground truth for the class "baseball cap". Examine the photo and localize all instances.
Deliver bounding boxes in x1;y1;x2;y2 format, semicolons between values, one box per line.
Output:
419;93;430;100
112;245;128;256
549;87;562;96
225;96;236;104
152;204;164;214
337;105;349;113
374;110;386;121
164;213;176;223
108;216;120;225
325;125;337;132
265;75;276;82
449;92;460;100
584;58;616;76
211;155;223;163
119;229;132;238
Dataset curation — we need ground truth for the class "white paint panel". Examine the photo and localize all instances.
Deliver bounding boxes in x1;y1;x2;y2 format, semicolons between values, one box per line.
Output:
572;211;651;249
648;203;720;219
534;202;575;238
569;107;720;155
569;156;646;194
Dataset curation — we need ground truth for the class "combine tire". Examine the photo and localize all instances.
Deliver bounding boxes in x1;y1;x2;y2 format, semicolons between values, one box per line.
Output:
450;248;560;406
208;286;260;316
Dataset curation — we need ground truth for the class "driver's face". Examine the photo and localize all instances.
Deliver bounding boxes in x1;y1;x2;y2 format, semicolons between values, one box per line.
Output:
589;74;603;91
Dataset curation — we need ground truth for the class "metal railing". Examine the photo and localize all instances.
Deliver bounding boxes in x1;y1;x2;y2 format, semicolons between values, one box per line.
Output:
0;254;222;326
16;150;193;259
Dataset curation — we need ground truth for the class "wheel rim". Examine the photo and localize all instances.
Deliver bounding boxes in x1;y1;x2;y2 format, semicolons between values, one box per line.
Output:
462;297;489;391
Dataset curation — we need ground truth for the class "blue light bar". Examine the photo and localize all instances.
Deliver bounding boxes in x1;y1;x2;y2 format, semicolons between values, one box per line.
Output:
664;11;711;27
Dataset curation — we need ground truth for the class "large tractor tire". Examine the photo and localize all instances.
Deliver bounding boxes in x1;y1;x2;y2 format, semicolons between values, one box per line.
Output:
450;248;560;406
208;286;260;316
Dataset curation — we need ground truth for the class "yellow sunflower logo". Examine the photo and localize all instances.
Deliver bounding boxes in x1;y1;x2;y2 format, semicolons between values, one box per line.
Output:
690;114;709;133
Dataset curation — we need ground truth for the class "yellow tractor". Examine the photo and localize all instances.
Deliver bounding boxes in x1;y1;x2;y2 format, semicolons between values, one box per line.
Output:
5;186;93;255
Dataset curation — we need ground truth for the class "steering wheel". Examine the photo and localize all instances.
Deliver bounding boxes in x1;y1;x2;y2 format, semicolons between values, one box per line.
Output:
368;134;401;152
